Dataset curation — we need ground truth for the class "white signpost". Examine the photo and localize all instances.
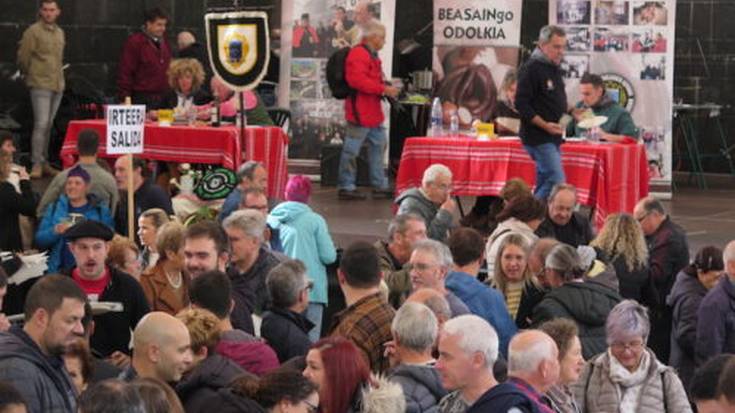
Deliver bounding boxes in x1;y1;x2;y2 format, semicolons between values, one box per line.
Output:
106;104;146;237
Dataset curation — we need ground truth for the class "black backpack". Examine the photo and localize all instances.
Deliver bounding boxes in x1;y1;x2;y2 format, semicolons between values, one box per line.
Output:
326;45;366;99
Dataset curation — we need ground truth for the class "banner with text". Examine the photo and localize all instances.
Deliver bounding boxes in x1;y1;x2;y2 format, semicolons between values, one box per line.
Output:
279;0;396;160
106;105;145;154
432;0;523;128
550;0;675;186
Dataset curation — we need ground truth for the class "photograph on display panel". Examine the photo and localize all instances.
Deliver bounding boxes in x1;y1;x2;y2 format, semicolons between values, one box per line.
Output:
566;27;591;52
640;54;666;80
593;28;629;52
557;0;592;25
632;1;668;25
631;28;667;53
561;54;590;79
595;1;630;25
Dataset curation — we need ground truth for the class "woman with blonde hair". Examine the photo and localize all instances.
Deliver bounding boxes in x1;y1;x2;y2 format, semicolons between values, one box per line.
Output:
157;58;210;111
491;233;546;329
139;222;189;315
138;208;170;270
590;213;651;304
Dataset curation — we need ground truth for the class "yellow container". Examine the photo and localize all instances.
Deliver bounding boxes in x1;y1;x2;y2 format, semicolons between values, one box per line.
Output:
476;122;495;140
158;109;174;126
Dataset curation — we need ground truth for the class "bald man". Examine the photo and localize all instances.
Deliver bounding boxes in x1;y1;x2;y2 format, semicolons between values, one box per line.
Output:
120;312;193;383
468;330;559;412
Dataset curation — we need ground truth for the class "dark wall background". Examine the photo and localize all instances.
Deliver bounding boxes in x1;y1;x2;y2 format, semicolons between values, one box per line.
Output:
1;0;733;173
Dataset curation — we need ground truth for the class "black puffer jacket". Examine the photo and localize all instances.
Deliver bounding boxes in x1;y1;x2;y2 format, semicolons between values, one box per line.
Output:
389;364;447;413
176;354;249;413
532;282;622;359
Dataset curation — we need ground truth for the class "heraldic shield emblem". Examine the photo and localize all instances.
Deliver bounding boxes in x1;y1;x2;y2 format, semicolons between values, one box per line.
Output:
205;11;270;91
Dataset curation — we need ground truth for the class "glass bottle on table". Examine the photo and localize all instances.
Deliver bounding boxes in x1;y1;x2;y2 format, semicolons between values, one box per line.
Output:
210;96;221;127
449;110;459;137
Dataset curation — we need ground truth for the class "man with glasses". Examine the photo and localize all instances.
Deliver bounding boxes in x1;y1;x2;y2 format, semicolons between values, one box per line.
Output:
396;164;457;242
633;195;689;363
261;259;315;362
409;239;470;318
239;188;283;252
222;210;281;325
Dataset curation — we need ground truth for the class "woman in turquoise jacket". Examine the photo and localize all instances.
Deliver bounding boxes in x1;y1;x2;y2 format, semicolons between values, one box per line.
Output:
35;166;114;273
267;175;336;340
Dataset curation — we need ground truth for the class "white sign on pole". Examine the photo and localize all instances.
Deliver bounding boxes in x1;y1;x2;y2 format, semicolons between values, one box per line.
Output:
106;105;146;154
434;1;523;47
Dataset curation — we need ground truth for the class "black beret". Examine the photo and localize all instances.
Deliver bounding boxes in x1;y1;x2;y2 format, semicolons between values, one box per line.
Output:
64;220;115;241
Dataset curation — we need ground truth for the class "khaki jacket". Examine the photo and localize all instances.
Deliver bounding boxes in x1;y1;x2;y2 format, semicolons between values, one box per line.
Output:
572;348;692;413
17;21;65;92
139;263;190;316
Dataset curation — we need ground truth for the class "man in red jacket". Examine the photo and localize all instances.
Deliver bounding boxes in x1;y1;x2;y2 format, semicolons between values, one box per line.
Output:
338;21;399;200
117;7;172;106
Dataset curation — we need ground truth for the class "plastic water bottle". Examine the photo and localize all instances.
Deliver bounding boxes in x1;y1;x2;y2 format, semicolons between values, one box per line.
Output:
428;97;443;137
449;110;459;137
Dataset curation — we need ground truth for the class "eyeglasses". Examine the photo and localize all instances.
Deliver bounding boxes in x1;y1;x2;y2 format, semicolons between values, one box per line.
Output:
304;281;314;291
636;212;650;223
303;400;318;413
431;182;452;191
411;262;439;273
610;340;644;352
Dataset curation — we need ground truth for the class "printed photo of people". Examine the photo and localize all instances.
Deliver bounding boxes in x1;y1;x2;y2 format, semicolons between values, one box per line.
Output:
290;79;319;99
631;29;667;53
593;28;629;52
433;46;518;127
640;54;666;79
640;126;665;178
633;1;668;25
566;27;591;52
595;1;630;25
556;0;591;25
561;54;590;79
289;100;346;159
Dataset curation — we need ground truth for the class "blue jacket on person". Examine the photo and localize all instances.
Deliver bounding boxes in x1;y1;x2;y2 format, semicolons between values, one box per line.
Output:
35;194;114;273
267;201;336;305
445;271;517;357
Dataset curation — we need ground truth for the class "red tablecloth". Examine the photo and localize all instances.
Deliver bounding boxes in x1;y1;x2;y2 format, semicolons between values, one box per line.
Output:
395;137;649;228
61;120;289;199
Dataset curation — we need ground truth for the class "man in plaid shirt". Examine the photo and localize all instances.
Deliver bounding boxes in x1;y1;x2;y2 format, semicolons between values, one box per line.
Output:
330;241;396;373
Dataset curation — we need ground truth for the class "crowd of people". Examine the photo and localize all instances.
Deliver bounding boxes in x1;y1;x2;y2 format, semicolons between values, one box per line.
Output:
3;2;735;413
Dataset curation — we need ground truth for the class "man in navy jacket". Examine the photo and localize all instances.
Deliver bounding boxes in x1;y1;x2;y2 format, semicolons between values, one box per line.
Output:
515;25;568;199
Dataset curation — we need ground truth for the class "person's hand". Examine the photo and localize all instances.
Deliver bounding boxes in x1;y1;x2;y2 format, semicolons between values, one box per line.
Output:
54;222;71;234
0;314;10;332
147;110;158;121
383;86;400;98
544;122;564;136
440;197;457;214
108;351;131;368
383;340;399;368
601;133;624;143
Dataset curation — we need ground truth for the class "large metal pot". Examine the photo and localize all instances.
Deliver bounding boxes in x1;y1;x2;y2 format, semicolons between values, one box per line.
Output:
411;70;433;92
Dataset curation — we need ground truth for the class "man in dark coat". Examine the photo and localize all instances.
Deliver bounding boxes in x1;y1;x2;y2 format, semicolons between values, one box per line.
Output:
634;195;690;363
388;302;447;413
695;240;735;367
261;259;314;363
0;275;86;413
64;220;150;364
535;183;594;247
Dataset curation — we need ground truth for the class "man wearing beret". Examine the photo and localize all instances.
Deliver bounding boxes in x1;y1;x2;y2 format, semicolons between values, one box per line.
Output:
35;165;114;273
64;220;150;367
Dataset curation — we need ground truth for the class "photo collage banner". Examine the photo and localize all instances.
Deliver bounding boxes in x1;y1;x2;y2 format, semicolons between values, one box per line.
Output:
550;0;676;185
432;0;524;127
280;0;396;161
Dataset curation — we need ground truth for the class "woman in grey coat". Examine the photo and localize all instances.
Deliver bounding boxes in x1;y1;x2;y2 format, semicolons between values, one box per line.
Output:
572;300;692;413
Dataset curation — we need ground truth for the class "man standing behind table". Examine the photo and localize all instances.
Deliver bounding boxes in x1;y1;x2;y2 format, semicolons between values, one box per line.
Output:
567;73;638;142
17;0;65;179
117;7;172;106
337;21;398;200
515;25;568;200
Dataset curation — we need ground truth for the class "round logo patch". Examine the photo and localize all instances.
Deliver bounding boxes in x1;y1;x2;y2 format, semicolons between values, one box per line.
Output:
194;168;237;200
601;73;636;112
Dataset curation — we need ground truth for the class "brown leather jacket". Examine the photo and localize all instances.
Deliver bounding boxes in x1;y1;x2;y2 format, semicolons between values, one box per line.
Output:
139;262;190;315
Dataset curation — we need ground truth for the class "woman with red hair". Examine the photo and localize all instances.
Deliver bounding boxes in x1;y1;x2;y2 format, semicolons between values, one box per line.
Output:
303;337;370;413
